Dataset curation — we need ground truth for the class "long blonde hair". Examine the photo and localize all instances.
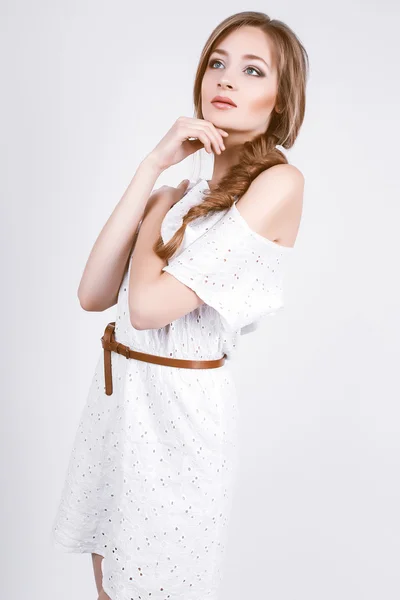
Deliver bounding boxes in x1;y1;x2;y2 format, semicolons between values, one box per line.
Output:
155;10;309;261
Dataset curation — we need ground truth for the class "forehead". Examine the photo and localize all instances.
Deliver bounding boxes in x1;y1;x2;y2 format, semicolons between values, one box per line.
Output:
213;26;276;68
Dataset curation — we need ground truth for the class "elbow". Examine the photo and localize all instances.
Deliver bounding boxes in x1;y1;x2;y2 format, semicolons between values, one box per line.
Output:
78;291;95;312
77;291;105;312
77;285;95;311
129;311;144;330
79;299;100;312
129;301;163;331
129;301;147;330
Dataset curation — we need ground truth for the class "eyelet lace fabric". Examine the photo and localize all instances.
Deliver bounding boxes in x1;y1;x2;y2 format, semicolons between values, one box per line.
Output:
51;177;294;600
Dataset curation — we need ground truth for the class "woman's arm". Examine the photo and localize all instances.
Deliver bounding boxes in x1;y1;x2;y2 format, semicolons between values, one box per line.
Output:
77;156;163;312
127;181;204;329
130;166;303;330
78;116;228;312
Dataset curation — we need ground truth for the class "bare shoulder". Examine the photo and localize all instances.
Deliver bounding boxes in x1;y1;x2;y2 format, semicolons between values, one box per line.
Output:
252;163;305;195
236;164;305;247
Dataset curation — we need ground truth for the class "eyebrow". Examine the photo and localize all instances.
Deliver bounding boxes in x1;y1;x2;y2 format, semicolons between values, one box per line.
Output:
211;48;271;72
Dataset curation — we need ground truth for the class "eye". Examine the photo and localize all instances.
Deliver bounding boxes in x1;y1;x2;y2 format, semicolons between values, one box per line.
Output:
208;59;264;77
208;59;223;69
245;66;263;77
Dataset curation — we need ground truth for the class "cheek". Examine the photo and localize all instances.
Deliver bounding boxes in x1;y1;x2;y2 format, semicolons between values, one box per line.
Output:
201;78;211;105
247;89;276;115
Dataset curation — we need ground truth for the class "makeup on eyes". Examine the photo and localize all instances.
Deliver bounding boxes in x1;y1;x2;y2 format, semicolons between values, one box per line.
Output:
208;57;266;78
209;47;271;72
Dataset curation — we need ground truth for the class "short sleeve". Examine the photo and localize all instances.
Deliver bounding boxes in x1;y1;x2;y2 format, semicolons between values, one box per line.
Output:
161;202;294;333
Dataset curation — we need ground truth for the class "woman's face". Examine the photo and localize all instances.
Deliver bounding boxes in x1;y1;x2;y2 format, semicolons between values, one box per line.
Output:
201;26;279;140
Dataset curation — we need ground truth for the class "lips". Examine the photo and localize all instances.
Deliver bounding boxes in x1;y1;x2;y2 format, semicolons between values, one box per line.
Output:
211;95;237;107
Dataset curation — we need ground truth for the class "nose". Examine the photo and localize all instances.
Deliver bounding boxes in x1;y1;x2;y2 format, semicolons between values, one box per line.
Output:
218;79;234;90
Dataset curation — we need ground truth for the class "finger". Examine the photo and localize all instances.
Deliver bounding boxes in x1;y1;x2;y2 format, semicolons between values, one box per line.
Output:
196;130;213;154
174;179;190;198
182;124;219;154
178;179;190;190
184;123;221;154
187;118;229;138
196;127;220;155
188;119;227;151
202;122;225;153
209;123;227;151
199;123;222;154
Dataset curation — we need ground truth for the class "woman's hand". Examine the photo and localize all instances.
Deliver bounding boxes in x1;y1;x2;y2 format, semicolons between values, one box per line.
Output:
145;116;229;172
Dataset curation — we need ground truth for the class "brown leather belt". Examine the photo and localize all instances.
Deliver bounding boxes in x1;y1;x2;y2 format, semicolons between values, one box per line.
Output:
100;321;227;396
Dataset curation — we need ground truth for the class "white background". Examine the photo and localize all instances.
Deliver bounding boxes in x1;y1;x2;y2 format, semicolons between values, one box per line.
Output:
1;1;400;598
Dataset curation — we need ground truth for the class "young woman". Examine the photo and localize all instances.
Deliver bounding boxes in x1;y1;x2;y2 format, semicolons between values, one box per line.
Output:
52;11;308;600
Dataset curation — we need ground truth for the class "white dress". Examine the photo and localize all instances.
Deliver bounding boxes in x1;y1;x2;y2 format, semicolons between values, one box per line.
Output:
51;177;294;600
